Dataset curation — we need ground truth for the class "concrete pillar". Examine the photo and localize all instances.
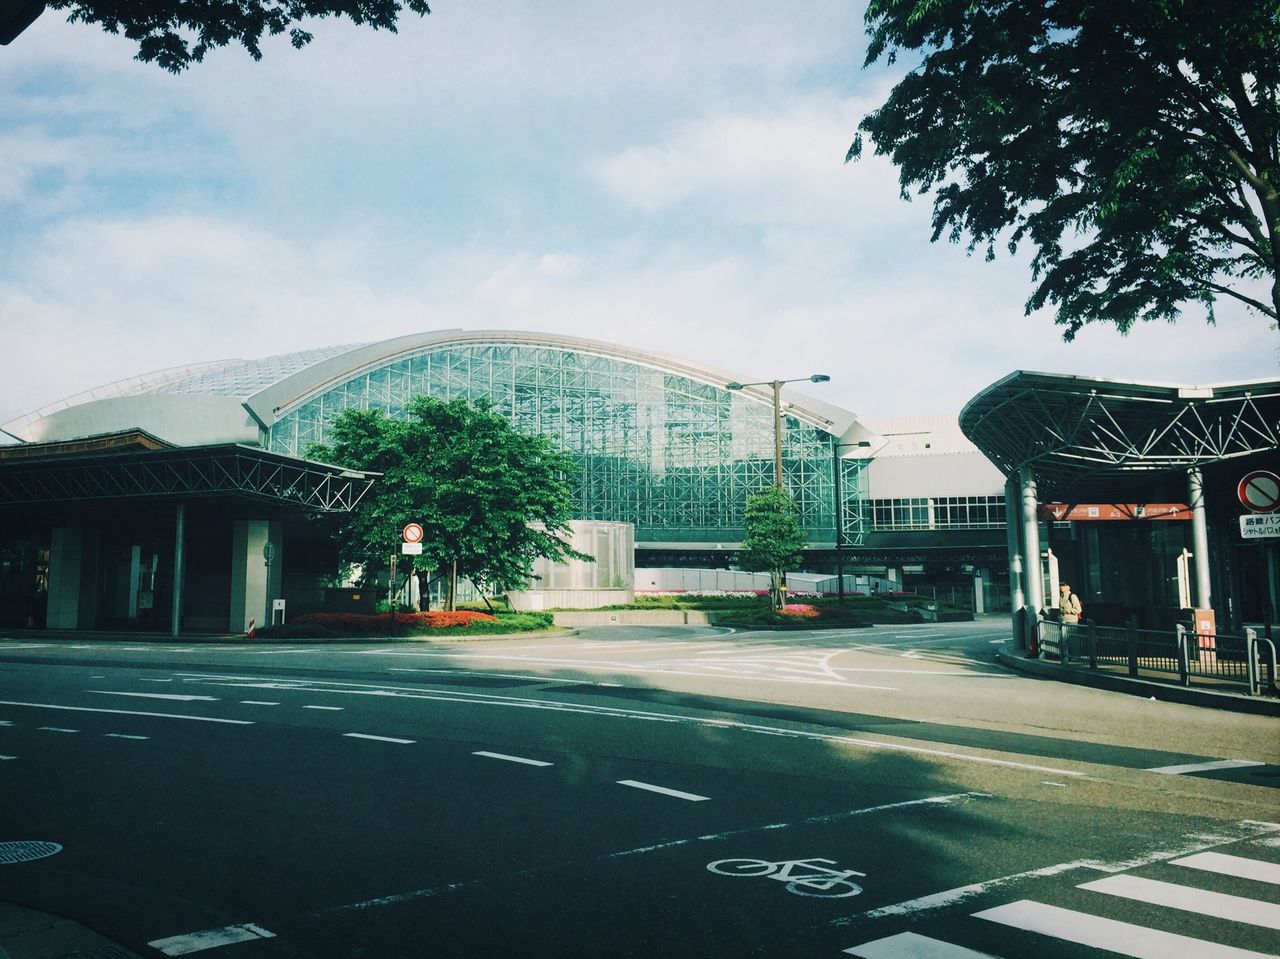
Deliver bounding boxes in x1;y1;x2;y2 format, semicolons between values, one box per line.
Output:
1187;466;1212;609
230;519;283;633
46;528;101;630
1005;478;1026;647
1019;466;1044;644
170;502;187;638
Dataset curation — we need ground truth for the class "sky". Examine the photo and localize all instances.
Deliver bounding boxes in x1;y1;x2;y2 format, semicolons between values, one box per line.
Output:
1;1;1274;432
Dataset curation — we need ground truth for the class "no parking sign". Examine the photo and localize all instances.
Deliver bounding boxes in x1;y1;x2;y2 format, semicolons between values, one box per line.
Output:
1238;470;1280;513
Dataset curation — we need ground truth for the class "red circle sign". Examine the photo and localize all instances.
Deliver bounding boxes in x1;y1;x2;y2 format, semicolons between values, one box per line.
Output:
402;523;424;543
1238;470;1280;513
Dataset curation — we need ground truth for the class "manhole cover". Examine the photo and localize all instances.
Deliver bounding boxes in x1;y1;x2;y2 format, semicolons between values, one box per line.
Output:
0;840;62;864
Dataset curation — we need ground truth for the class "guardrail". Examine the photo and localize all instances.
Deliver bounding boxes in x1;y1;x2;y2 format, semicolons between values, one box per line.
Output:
1036;618;1279;697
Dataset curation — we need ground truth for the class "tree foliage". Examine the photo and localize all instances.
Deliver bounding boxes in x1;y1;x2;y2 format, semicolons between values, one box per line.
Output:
46;0;429;72
739;486;807;610
308;395;587;606
851;0;1280;339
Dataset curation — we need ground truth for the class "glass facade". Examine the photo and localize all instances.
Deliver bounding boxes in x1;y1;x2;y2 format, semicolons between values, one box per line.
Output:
268;343;864;544
861;495;1007;531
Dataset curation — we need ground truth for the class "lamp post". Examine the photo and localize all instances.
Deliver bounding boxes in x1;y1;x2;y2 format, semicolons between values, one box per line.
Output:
725;374;830;490
726;373;830;609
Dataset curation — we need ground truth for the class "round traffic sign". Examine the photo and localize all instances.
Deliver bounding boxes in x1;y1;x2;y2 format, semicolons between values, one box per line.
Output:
1238;470;1280;513
402;523;424;543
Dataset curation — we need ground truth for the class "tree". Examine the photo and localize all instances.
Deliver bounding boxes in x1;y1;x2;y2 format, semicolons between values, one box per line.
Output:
38;0;429;73
850;0;1279;339
739;486;807;611
308;395;587;610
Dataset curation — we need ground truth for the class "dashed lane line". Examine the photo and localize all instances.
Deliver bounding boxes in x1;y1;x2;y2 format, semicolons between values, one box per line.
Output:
616;780;710;802
148;923;276;956
38;727;78;733
343;733;415;744
0;700;253;725
239;700;281;706
1146;759;1265;775
303;705;344;711
89;691;218;702
104;733;149;740
473;750;553;766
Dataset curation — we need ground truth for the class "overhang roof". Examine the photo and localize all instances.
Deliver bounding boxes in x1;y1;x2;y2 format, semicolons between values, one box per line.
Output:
959;371;1280;499
0;436;378;512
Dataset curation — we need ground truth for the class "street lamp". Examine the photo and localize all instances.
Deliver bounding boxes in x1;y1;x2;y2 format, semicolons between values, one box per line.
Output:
725;374;831;490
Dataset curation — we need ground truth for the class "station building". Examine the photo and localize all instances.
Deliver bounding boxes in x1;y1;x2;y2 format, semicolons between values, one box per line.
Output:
0;329;1062;633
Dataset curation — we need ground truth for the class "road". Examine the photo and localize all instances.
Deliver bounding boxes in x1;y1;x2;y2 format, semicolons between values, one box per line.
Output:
1;619;1277;958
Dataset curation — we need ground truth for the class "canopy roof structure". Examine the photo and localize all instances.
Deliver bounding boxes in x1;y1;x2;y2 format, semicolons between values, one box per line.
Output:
0;431;376;512
960;371;1280;499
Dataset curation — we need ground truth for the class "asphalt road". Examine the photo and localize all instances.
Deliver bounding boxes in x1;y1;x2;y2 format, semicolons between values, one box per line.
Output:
1;620;1278;958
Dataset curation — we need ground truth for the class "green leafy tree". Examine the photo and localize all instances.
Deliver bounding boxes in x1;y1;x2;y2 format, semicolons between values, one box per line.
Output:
34;0;430;72
739;486;807;611
309;395;587;610
850;0;1279;339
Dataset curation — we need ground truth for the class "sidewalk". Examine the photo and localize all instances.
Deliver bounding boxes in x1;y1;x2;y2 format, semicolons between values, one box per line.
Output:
0;901;143;959
997;645;1280;717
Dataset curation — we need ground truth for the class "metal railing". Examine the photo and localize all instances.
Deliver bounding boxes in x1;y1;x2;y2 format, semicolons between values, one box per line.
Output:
1036;618;1279;697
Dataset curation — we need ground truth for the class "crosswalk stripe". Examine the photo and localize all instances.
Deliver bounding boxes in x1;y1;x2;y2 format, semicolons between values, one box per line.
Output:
974;900;1277;959
1078;875;1280;930
843;931;999;958
1172;851;1280;885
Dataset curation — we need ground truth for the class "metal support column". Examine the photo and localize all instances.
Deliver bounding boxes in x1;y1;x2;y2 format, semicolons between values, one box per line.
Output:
833;444;845;604
1004;478;1026;648
170;501;186;638
1187;466;1212;609
1019;466;1044;648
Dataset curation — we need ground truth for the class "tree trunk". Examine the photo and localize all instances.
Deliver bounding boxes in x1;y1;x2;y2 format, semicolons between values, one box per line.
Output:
446;558;457;612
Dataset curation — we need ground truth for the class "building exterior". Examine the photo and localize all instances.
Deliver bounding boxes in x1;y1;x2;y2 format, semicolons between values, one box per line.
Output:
0;330;1011;632
960;371;1280;642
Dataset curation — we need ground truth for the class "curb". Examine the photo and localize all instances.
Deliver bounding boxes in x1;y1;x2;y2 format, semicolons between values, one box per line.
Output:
996;646;1280;717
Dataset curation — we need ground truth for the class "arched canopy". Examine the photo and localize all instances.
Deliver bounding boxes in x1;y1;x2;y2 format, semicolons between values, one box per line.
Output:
960;371;1280;499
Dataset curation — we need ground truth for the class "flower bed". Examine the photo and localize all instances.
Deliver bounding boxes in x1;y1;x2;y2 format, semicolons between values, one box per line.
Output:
293;610;496;634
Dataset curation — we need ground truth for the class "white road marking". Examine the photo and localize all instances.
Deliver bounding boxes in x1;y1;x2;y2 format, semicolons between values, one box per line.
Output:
0;700;252;725
69;645;92;649
0;643;50;648
343;733;415;744
0;755;16;760
239;700;280;706
1079;874;1280;929
174;673;1069;775
38;727;78;733
616;779;709;802
844;931;997;958
140;678;176;683
473;751;553;766
303;705;344;711
148;923;276;956
975;899;1275;959
89;691;218;702
848;822;1280;922
1173;852;1280;884
1147;759;1265;775
0;720;11;725
104;733;149;740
